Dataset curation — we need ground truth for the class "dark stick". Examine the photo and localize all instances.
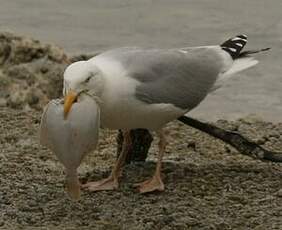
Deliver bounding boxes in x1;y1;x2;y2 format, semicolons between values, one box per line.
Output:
116;129;153;164
116;117;282;164
178;116;282;162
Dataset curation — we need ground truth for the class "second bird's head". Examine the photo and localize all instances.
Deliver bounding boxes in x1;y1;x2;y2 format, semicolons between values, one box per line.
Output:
63;61;104;119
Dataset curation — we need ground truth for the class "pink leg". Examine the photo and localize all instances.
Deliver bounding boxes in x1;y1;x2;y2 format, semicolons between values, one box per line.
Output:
136;130;166;193
82;130;131;191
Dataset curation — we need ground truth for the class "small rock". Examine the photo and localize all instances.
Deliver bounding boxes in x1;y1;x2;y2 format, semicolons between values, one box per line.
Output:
276;189;282;197
254;137;266;145
187;140;196;150
16;138;33;148
268;130;280;139
224;145;231;153
5;64;33;80
26;89;40;106
40;65;49;73
6;90;26;109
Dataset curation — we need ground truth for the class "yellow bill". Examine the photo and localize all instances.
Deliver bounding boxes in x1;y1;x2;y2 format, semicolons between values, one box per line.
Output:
64;90;78;119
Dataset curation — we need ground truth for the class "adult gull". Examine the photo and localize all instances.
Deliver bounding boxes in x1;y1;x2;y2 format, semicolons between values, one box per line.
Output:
63;35;269;193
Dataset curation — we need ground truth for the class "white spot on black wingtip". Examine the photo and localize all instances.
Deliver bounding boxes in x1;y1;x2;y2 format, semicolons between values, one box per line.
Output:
232;37;247;42
222;47;237;52
229;48;237;52
221;35;248;59
235;34;247;39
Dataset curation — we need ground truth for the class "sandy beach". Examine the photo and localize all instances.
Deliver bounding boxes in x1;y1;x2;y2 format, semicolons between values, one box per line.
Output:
1;107;282;229
0;1;282;229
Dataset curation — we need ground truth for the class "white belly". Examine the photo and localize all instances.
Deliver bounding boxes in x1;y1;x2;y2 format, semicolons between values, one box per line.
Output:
100;98;185;130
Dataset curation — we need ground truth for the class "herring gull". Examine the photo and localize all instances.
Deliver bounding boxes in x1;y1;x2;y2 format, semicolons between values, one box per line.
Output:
63;35;269;193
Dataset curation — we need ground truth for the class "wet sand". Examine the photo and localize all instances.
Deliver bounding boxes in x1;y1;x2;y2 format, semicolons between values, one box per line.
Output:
0;0;282;121
1;107;282;229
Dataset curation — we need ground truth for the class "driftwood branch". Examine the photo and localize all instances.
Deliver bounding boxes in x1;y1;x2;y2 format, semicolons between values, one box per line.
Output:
117;116;282;163
178;116;282;162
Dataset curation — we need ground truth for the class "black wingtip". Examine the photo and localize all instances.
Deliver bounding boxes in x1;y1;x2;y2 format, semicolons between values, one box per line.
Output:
239;47;271;58
261;47;271;52
220;34;248;59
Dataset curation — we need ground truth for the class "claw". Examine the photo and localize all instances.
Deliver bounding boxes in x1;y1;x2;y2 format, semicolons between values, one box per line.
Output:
136;175;164;194
82;176;118;191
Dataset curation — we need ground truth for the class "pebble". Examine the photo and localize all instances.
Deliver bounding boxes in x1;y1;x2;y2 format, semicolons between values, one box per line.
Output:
276;189;282;197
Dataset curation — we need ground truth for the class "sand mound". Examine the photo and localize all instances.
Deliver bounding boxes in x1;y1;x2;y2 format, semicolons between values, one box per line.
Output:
0;32;69;110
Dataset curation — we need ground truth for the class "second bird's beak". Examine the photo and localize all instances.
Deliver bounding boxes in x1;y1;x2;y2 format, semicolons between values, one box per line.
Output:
64;90;78;119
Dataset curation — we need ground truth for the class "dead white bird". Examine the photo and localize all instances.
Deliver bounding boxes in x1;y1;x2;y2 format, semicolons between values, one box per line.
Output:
63;35;269;193
40;96;100;200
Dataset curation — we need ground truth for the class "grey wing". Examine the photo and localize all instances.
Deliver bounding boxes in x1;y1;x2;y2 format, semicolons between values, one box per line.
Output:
103;46;227;110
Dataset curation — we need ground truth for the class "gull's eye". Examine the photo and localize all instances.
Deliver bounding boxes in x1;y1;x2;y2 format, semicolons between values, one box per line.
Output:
85;76;92;83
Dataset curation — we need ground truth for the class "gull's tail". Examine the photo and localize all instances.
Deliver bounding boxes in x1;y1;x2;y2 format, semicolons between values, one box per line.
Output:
211;35;270;91
220;34;270;60
221;34;270;75
238;47;271;58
